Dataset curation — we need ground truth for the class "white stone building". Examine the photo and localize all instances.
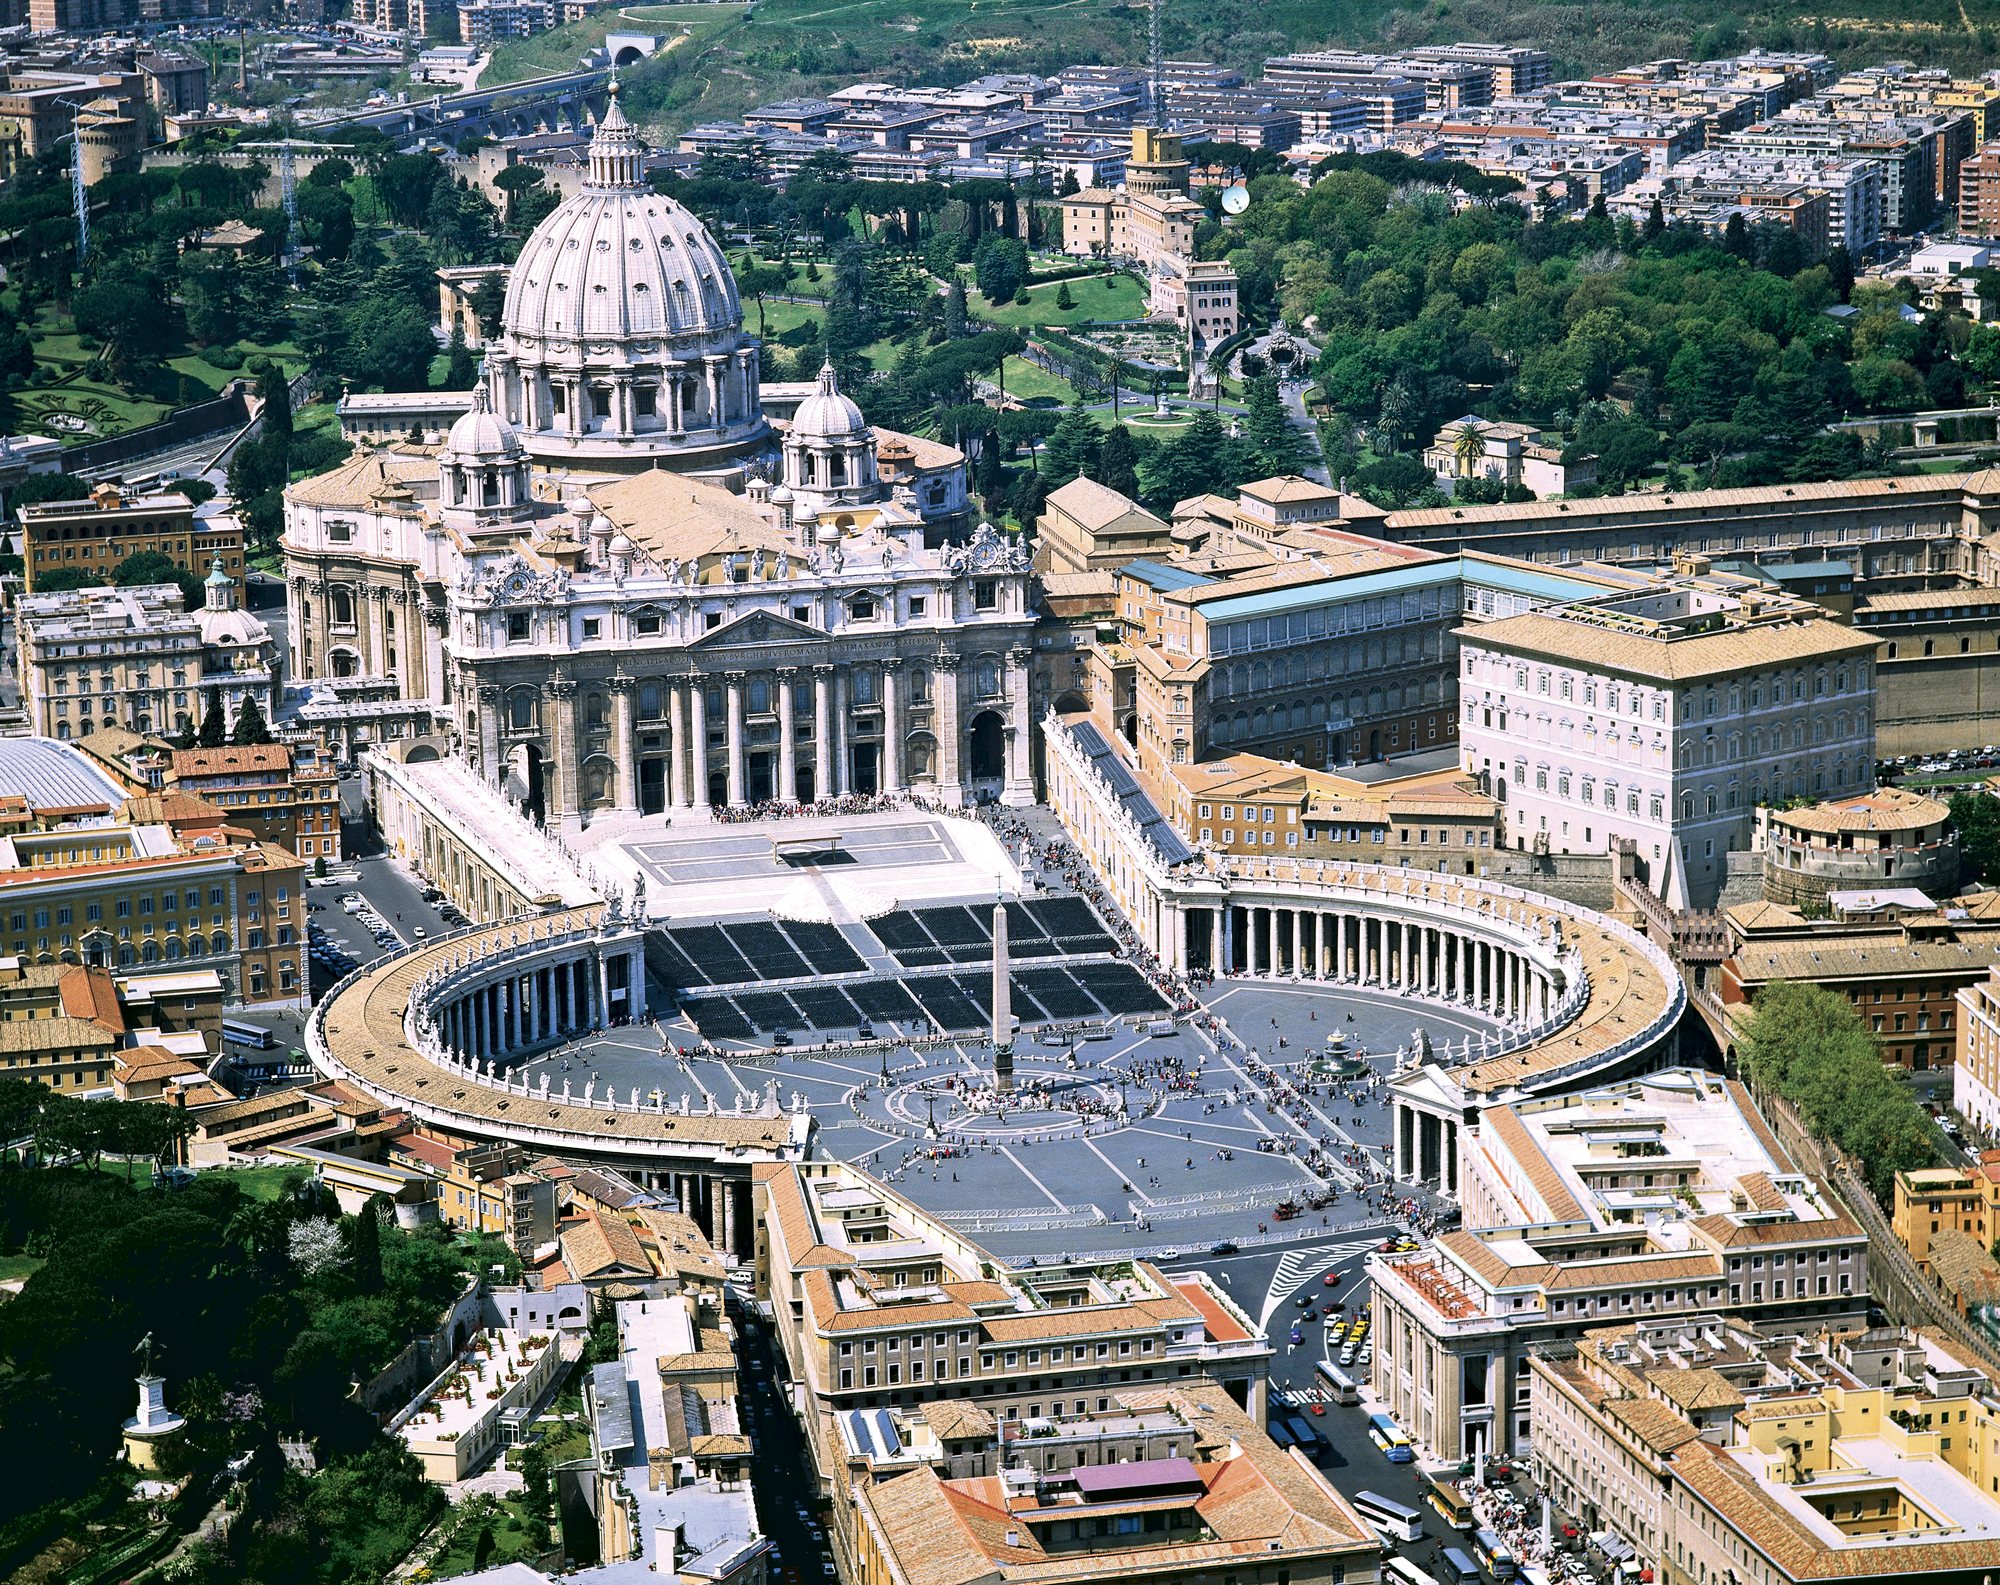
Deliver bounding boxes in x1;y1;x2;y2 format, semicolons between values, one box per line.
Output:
282;90;1030;821
1456;567;1877;907
17;560;279;742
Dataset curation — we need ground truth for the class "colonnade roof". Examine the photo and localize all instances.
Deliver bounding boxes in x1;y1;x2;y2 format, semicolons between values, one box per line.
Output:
1220;860;1683;1095
312;907;795;1156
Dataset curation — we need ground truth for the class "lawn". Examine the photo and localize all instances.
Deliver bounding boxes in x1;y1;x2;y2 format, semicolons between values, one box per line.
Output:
207;1164;309;1203
0;1253;44;1283
997;356;1078;406
483;1;744;85
976;271;1147;329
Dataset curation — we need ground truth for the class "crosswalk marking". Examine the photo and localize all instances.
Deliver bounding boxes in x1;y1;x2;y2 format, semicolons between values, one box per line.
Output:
1258;1237;1379;1329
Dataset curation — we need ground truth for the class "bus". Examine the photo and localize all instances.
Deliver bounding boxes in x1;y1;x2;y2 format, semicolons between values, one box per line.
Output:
1384;1561;1443;1585
221;1019;274;1050
1438;1547;1481;1584
1366;1412;1416;1463
1423;1473;1475;1531
1316;1359;1361;1405
1351;1491;1425;1544
1473;1527;1517;1579
1265;1420;1297;1450
1284;1414;1321;1448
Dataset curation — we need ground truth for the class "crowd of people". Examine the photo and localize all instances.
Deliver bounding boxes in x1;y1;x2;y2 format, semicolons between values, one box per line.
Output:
713;791;948;824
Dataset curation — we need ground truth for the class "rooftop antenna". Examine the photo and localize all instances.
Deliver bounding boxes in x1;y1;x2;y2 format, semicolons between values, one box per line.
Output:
1149;0;1165;125
52;99;92;266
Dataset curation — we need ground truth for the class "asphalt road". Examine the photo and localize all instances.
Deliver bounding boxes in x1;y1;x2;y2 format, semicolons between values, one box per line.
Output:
737;1301;841;1585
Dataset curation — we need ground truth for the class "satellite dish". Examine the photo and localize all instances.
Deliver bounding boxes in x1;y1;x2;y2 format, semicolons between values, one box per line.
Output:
1220;184;1251;216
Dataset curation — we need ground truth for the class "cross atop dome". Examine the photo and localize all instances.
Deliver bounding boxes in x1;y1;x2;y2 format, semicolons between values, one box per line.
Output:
586;77;645;189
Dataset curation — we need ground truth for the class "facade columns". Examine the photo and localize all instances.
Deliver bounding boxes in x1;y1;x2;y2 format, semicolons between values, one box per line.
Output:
669;682;690;809
1245;909;1260;976
812;666;833;803
833;670;852;795
776;668;799;804
725;672;747;807
934;654;963;804
688;677;709;808
609;675;637;812
881;659;903;794
477;685;502;787
1220;906;1234;973
550;677;580;820
1291;910;1303;977
1004;646;1034;803
704;356;725;428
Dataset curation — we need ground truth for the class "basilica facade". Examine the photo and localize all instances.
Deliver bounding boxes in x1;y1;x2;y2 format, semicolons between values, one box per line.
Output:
280;87;1036;818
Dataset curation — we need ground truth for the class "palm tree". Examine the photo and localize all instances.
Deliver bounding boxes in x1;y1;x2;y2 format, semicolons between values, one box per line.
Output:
1449;420;1487;480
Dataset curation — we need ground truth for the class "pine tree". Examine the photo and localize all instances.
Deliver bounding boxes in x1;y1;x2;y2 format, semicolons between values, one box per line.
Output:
198;686;227;748
1241;376;1307;477
1039;407;1098;489
519;1442;554;1550
1056;280;1074;312
231;695;273;746
1093;425;1140;497
349;1197;383;1294
945;279;968;338
256;364;293;442
445;323;476;389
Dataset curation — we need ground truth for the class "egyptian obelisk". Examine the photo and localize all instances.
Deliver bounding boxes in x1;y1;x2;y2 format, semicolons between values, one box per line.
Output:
992;898;1016;1092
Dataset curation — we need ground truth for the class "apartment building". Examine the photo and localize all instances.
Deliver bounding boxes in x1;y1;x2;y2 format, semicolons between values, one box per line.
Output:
0;955;224;1094
1891;1154;2000;1274
1455;561;1876;908
851;1382;1385;1585
167;744;341;864
17;570;280;744
1371;1069;1870;1462
1532;1315;2000;1585
18;482;241;595
1721;890;2000;1070
1157;750;1497;867
0;740;304;1007
754;1158;1272;1572
1955;964;2000;1136
386;1133;563;1253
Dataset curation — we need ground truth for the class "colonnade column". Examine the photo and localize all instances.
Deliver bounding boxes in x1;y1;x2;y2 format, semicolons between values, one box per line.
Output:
776;668;798;804
725;672;747;807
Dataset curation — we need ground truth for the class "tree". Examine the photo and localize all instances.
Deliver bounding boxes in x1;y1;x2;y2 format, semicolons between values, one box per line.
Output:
29;566;94;593
1056;280;1075;312
8;473;90;509
1039;407;1099;490
1952;791;2000;880
1092;425;1140;498
348;1198;383;1296
444;323;476;389
1741;980;1936;1201
288;1217;347;1279
518;1440;554;1550
112;550;202;610
230;696;273;746
1240;376;1307;477
491;162;546;224
973;234;1028;306
74;277;173;384
198;685;227;748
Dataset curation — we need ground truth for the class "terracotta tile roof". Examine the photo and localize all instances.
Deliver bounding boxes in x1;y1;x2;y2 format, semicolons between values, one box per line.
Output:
1172;1274;1251;1343
1766;786;1948;834
1687;1213;1863;1248
1648;1367;1745;1413
1541;1252;1722;1290
1458;606;1876;683
1481;1105;1587;1221
918;1400;996;1442
560;1208;653;1282
172;745;292;776
1044;476;1161;532
1436;1230;1554;1289
56;965;126;1033
1725;1080;1795;1171
1604;1395;1704;1454
1735;1171;1788;1213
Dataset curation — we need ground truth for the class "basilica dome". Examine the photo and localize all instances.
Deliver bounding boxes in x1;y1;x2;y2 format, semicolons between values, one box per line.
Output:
480;82;771;476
